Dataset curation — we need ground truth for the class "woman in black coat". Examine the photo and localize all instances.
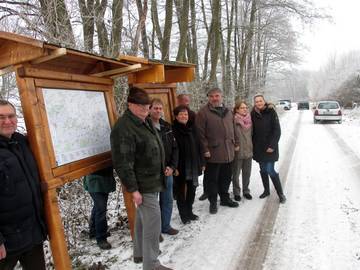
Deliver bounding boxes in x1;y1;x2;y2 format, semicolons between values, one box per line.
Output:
251;94;286;203
172;105;204;224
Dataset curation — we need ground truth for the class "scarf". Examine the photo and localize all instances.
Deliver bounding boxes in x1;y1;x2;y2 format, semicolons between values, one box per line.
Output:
234;112;252;130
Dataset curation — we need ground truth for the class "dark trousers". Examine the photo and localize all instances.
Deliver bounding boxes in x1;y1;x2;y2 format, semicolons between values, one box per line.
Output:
89;192;109;242
205;162;232;204
0;244;45;270
175;179;197;220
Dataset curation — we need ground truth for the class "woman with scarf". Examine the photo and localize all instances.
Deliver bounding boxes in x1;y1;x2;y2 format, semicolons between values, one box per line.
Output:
251;94;286;203
172;105;204;224
231;100;253;202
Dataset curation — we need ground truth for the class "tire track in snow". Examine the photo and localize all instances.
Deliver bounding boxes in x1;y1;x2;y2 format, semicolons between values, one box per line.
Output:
234;111;303;270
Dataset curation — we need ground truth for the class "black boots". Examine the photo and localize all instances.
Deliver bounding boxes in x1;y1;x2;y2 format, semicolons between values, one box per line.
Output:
270;173;286;203
259;172;286;203
259;172;270;199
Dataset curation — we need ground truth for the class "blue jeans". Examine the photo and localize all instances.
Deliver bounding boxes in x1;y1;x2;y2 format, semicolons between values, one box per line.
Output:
259;161;278;177
89;192;109;242
159;175;173;233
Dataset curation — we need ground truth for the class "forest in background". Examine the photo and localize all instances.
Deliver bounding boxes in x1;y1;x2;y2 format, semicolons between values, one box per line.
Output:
0;0;329;109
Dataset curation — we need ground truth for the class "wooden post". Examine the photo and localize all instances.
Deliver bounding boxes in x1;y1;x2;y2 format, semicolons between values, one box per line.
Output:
44;189;72;269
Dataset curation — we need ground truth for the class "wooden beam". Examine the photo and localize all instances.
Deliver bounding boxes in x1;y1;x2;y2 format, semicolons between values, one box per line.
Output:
0;41;45;69
0;66;14;76
164;67;195;83
30;48;67;65
118;54;149;64
127;64;165;84
91;63;143;78
0;31;44;48
18;67;113;85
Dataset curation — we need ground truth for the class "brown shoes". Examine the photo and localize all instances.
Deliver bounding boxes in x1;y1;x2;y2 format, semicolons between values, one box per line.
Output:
163;227;179;235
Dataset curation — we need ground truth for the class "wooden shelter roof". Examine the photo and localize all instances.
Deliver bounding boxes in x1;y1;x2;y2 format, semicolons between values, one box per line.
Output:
0;31;195;83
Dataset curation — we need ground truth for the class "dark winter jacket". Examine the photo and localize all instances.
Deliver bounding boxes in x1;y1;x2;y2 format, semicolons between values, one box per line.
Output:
0;133;47;256
172;119;204;186
251;104;281;162
196;103;238;163
155;118;179;171
84;167;116;193
110;109;166;193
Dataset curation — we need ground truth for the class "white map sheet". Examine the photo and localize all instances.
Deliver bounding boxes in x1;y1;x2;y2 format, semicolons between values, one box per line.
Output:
42;88;111;166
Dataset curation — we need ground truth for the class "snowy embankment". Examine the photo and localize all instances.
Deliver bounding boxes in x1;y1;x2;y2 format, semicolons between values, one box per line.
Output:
77;109;299;270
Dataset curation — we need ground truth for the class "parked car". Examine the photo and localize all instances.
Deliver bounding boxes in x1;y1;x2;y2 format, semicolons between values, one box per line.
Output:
278;99;292;109
276;100;291;110
298;101;310;110
313;101;342;124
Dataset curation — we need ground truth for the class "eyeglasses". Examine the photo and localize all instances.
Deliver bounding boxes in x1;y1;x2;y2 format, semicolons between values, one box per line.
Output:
0;114;17;121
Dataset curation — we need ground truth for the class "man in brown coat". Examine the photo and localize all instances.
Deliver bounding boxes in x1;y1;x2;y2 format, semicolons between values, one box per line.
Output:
196;88;239;214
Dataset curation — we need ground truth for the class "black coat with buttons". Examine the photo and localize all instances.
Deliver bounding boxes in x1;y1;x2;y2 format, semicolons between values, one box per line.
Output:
0;132;46;255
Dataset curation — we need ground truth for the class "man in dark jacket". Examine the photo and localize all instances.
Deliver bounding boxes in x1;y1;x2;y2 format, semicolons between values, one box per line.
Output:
196;88;239;214
149;99;179;236
0;100;47;270
110;87;172;270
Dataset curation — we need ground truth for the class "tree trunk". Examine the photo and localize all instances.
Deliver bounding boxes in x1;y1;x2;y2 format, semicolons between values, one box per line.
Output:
95;0;110;55
176;0;190;62
39;0;75;47
78;0;95;52
238;0;256;95
208;0;221;86
110;0;124;57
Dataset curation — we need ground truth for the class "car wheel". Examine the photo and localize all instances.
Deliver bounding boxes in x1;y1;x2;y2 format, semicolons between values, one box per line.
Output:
338;120;342;124
314;119;318;124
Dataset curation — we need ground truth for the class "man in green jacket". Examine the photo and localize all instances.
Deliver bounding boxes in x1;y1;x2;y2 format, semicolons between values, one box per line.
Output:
110;87;172;270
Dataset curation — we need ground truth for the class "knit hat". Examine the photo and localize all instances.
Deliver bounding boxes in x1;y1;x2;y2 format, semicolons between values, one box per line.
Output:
127;87;151;105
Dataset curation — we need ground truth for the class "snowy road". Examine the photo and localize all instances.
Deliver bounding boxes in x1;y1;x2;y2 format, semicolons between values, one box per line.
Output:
262;110;360;270
80;109;360;270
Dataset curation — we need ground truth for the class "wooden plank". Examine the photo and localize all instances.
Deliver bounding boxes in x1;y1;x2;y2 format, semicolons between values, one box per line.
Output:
18;67;113;85
122;186;136;239
91;63;143;78
104;90;118;126
15;74;54;182
0;41;45;69
131;82;177;89
127;64;165;84
44;189;72;269
46;158;113;189
45;44;129;67
30;48;67;65
164;66;195;83
35;87;58;168
52;152;112;177
118;54;149;64
0;66;14;76
35;78;112;92
0;31;44;48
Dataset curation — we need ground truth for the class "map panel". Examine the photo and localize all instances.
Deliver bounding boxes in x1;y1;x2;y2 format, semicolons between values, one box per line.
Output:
42;88;111;166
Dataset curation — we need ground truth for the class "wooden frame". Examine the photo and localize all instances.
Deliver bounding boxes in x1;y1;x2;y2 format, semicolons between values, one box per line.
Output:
15;69;116;269
0;31;195;270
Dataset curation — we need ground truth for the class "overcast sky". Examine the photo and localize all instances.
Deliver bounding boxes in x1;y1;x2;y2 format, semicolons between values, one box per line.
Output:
298;0;360;70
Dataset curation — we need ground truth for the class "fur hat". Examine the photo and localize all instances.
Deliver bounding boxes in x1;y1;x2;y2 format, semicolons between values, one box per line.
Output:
127;87;151;105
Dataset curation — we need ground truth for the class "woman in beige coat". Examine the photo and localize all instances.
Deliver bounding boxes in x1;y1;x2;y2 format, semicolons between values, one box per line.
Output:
231;100;253;201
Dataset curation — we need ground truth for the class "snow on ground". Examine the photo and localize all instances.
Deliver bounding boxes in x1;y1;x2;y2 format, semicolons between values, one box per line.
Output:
78;107;360;270
77;109;298;270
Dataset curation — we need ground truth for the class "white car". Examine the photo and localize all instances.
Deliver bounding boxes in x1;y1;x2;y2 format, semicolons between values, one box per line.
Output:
276;100;291;110
313;101;342;124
